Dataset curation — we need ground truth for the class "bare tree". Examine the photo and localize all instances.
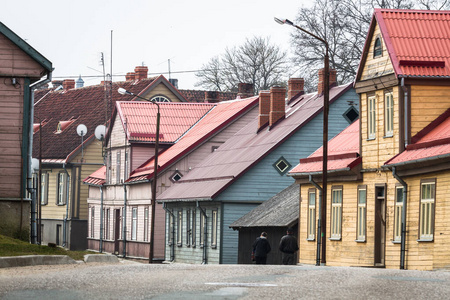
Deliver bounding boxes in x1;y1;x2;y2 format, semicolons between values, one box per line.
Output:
291;0;445;91
195;37;288;94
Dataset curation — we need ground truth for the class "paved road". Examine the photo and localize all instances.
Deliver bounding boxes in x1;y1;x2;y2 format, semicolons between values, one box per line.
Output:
1;261;449;299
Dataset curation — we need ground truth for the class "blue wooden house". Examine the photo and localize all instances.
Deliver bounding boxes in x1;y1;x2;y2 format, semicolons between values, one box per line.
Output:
157;71;359;264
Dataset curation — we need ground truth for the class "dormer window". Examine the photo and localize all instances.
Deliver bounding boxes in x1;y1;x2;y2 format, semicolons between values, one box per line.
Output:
374;37;382;58
55;117;76;134
150;95;170;102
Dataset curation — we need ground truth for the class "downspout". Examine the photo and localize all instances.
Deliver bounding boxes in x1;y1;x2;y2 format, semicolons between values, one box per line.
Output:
29;71;52;244
62;163;70;248
162;203;175;262
309;175;323;266
197;201;208;264
99;186;104;253
401;78;409;148
392;167;407;270
123;184;127;258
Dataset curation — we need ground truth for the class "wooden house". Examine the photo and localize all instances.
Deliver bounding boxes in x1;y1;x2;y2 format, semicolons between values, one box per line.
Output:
84;88;258;261
289;9;450;270
0;22;52;239
157;73;359;264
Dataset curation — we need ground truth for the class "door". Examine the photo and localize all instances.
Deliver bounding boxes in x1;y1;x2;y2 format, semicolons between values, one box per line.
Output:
374;185;386;267
114;209;121;254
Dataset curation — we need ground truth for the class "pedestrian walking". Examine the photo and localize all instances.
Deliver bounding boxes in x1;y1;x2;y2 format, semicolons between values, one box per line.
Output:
252;232;271;264
279;227;299;265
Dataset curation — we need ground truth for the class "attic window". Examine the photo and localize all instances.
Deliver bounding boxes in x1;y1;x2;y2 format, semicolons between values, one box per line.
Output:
55;118;76;134
151;95;170;102
273;156;292;175
343;106;359;124
170;171;183;182
374;37;382;58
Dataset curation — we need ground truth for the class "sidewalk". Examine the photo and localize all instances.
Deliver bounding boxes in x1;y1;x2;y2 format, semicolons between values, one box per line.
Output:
0;254;120;268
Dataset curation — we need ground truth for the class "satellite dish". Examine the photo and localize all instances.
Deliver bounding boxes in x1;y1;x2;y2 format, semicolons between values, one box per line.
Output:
95;125;106;141
77;124;88;137
31;158;39;172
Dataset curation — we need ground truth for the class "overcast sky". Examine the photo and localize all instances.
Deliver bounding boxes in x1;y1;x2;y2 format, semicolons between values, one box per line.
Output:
1;0;309;90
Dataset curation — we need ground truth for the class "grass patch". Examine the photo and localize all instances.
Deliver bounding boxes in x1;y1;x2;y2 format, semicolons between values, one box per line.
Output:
0;234;97;261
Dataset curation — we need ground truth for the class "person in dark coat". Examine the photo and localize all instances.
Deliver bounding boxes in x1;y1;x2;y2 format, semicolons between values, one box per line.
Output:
252;232;271;264
279;227;299;265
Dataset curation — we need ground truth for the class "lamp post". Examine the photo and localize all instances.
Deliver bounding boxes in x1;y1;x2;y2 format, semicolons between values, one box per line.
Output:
275;17;329;265
118;88;160;263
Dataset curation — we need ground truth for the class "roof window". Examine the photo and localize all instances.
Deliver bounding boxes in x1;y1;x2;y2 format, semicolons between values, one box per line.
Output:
373;37;382;58
55;117;77;134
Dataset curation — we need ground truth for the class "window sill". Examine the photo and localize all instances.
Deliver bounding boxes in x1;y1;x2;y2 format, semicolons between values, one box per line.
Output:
391;240;401;244
177;244;182;247
417;238;434;242
56;203;66;206
306;238;315;242
355;239;366;243
383;134;393;138
211;245;217;249
329;237;341;241
366;137;376;141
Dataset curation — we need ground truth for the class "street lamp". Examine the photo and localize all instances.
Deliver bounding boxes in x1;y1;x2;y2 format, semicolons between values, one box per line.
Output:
275;17;329;265
118;87;160;263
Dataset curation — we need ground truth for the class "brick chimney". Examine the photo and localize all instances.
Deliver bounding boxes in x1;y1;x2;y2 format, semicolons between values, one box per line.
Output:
205;91;219;103
288;78;304;100
269;86;286;127
126;72;135;81
237;83;254;98
318;68;337;95
63;79;75;90
134;66;148;80
258;90;270;130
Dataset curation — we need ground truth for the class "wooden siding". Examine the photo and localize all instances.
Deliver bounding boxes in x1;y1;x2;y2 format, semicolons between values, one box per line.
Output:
131;144;154;170
360;87;401;170
360;23;395;81
410;85;450;137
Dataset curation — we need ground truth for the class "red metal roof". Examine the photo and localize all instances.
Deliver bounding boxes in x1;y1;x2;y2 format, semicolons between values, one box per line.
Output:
116;102;215;143
375;9;450;78
83;165;106;186
289;120;360;175
385;109;450;166
157;83;353;202
127;96;259;182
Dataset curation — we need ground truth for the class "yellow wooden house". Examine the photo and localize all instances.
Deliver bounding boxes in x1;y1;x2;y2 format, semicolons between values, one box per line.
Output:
289;8;450;270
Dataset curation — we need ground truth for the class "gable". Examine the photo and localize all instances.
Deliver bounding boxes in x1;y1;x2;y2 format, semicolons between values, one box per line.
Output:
142;82;183;102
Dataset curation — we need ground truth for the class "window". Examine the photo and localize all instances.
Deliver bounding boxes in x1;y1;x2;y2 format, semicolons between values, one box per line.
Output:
384;92;394;136
144;207;149;242
105;208;110;240
131;207;137;241
273;156;292;175
170;171;183;183
357;186;367;241
307;189;316;240
368;95;376;139
420;180;436;241
200;212;206;247
186;209;191;246
192;210;196;247
41;172;49;205
57;172;68;205
331;187;343;240
211;210;218;248
56;224;62;246
116;151;121;184
177;210;183;246
90;206;95;238
151;95;170;102
101;208;105;239
168;212;174;245
394;186;404;242
374;37;382;58
343;106;359;124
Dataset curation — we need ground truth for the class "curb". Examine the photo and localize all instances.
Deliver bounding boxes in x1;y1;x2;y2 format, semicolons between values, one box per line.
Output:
0;255;76;268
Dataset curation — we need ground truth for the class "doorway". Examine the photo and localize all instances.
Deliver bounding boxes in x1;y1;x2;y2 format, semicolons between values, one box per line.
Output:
374;185;386;267
114;209;121;254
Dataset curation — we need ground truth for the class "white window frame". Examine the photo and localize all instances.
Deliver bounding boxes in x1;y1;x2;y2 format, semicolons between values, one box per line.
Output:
394;186;404;242
307;189;316;240
211;210;218;248
41;172;49;205
368;95;376;139
419;180;436;241
357;186;367;242
384;91;394;137
105;208;110;240
331;187;343;240
131;207;137;241
57;172;68;205
116;151;121;184
90;206;95;238
177;210;183;246
168;212;174;245
186;209;191;247
200;212;206;247
192;210;196;247
144;207;149;242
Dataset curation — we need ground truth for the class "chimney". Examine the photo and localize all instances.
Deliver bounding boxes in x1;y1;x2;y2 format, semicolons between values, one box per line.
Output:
318;68;337;95
76;75;84;88
269;86;286;127
258;90;270;130
205;91;219;103
288;78;304;100
237;83;254;98
63;79;75;90
126;72;135;81
134;66;148;80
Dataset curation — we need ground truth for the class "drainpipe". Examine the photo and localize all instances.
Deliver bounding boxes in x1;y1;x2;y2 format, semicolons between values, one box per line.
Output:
99;186;104;253
29;71;52;244
309;175;323;266
62;163;70;248
392;167;408;270
162;203;175;261
123;184;127;258
197;201;208;264
401;78;409;148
